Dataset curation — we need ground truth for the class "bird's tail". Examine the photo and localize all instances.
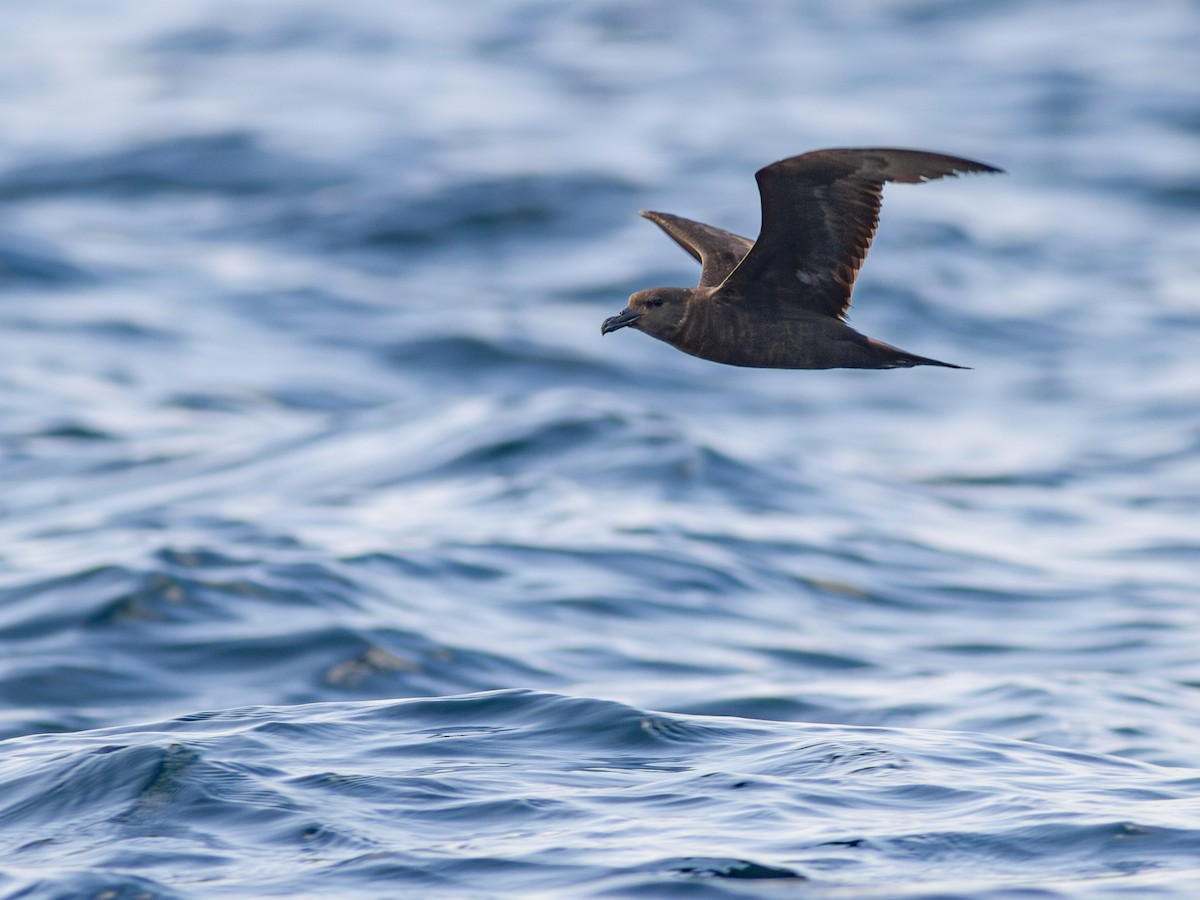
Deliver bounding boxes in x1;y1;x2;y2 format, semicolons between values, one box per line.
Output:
869;338;970;370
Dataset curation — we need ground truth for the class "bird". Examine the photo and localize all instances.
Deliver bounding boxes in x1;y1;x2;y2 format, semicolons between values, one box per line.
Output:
601;147;1001;370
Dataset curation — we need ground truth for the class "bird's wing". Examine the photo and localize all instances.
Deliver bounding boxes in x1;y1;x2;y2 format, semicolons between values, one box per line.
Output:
716;148;1001;319
640;210;755;288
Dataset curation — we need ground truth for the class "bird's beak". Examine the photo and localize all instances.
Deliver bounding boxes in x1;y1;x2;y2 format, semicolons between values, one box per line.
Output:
601;308;642;335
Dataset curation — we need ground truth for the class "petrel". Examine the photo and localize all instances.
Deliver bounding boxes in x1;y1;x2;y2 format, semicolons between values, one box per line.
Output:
601;148;1001;370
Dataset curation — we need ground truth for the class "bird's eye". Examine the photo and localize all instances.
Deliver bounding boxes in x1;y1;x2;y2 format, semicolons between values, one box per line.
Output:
651;297;665;308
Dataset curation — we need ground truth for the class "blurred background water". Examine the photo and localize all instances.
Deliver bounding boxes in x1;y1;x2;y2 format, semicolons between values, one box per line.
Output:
1;1;1200;897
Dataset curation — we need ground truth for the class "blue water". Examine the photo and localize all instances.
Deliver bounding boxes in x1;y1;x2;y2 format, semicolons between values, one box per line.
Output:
2;1;1200;897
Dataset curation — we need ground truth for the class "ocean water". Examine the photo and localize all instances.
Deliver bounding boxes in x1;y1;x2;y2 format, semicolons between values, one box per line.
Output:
2;1;1200;897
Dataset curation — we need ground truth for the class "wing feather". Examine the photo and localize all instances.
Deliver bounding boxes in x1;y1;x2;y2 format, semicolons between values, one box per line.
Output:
640;210;754;288
717;148;1001;319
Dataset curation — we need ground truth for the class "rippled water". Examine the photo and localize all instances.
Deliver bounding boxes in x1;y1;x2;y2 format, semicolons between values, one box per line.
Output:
2;1;1200;897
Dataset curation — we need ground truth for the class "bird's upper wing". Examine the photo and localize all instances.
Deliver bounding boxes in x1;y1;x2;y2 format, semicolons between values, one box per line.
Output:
716;148;1001;319
640;210;755;288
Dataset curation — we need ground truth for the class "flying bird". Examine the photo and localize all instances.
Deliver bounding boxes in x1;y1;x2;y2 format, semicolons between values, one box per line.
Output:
601;148;1001;370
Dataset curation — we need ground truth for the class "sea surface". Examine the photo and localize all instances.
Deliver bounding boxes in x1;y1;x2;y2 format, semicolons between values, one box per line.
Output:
2;2;1200;897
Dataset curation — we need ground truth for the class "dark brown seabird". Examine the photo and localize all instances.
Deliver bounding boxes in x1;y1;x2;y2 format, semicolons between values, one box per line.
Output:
601;147;1001;369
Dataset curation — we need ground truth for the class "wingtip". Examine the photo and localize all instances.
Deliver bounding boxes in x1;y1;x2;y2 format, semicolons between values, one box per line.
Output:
960;161;1004;177
927;161;1003;181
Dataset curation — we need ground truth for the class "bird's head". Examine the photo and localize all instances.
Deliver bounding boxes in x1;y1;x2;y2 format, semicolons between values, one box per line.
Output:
601;288;690;340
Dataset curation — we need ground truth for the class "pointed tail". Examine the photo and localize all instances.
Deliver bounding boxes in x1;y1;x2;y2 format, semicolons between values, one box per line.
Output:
868;338;970;370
